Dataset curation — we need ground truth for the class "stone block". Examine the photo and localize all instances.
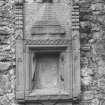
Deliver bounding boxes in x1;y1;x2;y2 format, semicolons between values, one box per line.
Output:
0;62;11;72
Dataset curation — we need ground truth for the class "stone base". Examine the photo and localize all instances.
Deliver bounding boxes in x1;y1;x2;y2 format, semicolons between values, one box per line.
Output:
18;102;73;105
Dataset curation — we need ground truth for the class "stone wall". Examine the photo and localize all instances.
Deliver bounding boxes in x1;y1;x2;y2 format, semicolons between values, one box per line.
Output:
0;0;16;105
80;0;105;105
0;0;105;105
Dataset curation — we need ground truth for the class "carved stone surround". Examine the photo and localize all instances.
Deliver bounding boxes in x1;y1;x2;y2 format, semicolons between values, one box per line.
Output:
15;0;80;104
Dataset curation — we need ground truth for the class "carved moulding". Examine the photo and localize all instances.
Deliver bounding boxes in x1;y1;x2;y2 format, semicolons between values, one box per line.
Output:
23;40;72;101
15;0;81;104
24;39;71;46
16;38;81;103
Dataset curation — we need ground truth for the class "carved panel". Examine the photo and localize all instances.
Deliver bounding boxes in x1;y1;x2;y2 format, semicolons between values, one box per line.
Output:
24;1;72;39
15;0;80;104
15;1;24;39
24;39;71;46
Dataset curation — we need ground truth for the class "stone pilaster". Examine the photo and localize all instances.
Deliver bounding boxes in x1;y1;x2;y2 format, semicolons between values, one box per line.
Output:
15;0;24;39
72;4;80;100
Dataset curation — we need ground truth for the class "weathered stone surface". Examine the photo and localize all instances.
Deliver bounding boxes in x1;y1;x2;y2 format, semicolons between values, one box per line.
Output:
0;95;10;105
0;1;5;7
82;91;95;101
0;75;10;95
0;0;105;105
0;62;11;72
80;0;105;105
98;77;105;91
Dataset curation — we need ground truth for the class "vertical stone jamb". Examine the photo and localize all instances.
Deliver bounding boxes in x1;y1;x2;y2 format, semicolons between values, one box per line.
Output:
72;3;81;100
15;0;25;102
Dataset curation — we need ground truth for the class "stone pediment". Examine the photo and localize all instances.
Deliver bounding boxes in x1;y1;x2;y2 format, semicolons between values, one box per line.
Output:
31;3;65;35
31;21;65;35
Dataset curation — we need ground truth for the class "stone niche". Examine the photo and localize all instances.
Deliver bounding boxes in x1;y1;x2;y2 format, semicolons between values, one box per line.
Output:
26;46;72;95
15;0;80;104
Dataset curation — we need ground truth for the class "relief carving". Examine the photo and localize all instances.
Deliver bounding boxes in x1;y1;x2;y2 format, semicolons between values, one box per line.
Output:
24;39;71;45
15;0;80;103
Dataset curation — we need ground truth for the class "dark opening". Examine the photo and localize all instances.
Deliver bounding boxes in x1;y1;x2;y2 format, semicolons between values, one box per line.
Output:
42;0;53;3
32;52;60;90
